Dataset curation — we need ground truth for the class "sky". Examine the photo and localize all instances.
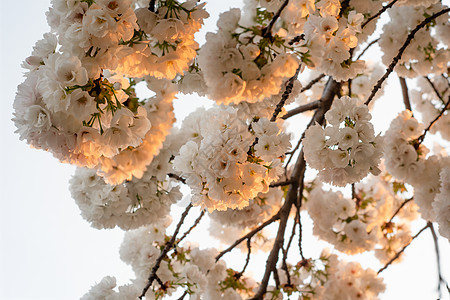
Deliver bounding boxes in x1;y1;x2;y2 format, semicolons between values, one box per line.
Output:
0;1;449;299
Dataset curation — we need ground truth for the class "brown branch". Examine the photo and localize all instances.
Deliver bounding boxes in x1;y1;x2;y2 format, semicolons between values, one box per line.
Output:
262;0;290;39
269;180;296;188
282;100;321;120
356;38;380;60
215;213;280;262
362;0;399;29
428;222;450;297
168;173;186;184
271;66;301;121
417;96;450;144
387;197;413;224
300;74;326;93
399;77;412;112
250;79;340;300
365;8;450;106
377;223;429;274
424;76;445;103
139;204;193;299
177;209;205;245
177;291;188;300
236;238;252;278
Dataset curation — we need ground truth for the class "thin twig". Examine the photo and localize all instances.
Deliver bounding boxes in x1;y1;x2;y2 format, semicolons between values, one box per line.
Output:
250;79;340;300
300;74;326;93
365;8;450;105
356;38;380;60
168;173;186;184
388;197;413;224
428;222;450;297
417;96;450;144
269;180;296;188
399;77;412;112
236;238;252;278
424;76;445;103
215;213;280;262
377;223;429;274
362;0;399;29
262;0;290;39
282;100;321;120
177;209;206;244
139;204;193;299
177;290;188;300
271;66;302;121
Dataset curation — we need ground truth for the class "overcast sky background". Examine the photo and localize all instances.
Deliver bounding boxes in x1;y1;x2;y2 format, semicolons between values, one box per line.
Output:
1;1;449;299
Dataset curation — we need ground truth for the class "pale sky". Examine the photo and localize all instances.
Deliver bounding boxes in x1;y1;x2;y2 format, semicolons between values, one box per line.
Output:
1;1;449;299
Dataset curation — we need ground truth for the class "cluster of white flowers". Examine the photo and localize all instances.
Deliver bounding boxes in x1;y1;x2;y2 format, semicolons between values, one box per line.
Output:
197;7;301;104
379;3;449;78
433;166;450;240
273;250;385;300
45;0;208;79
304;96;383;186
305;175;418;262
411;75;450;141
83;221;259;300
173;106;290;211
383;111;450;223
69;134;182;230
14;0;210;185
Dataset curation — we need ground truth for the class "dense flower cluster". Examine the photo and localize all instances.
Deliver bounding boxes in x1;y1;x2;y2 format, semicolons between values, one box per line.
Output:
305;175;418;262
379;3;449;78
303;96;383;186
197;7;301;104
273;250;385;300
173;106;290;211
69;134;182;230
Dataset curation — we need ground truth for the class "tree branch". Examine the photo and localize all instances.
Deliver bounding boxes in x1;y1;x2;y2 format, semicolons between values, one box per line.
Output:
282;100;321;120
236;238;252;278
356;38;379;60
428;222;450;297
262;0;290;39
250;79;340;299
364;8;450;105
387;197;413;224
215;213;280;262
177;209;206;245
377;223;429;274
271;66;301;121
424;76;445;103
399;76;412;112
139;204;193;299
417;96;450;144
361;0;399;29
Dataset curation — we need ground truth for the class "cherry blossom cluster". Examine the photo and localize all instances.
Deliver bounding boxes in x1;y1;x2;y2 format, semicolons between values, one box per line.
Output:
14;0;210;185
197;7;301;104
272;250;385;300
69;134;182;230
383;111;450;226
82;222;258;299
173;106;290;211
379;3;449;78
411;75;450;141
45;0;208;79
305;175;419;262
303;96;383;186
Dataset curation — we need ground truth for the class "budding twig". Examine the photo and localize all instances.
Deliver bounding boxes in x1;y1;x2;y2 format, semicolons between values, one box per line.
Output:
362;0;399;29
365;8;450;105
377;223;429;274
139;204;193;299
417;96;450;144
